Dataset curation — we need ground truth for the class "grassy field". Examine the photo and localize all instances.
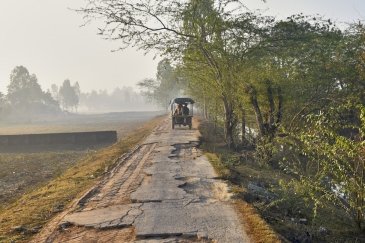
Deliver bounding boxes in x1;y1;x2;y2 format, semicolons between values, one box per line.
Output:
0;112;164;242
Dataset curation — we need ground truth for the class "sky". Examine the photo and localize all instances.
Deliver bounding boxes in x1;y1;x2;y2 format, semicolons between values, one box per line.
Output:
0;0;364;94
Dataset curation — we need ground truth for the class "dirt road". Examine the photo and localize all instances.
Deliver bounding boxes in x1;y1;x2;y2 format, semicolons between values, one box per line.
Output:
32;118;250;242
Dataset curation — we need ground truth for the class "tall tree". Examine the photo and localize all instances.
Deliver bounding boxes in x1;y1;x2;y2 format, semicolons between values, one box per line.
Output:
51;84;59;101
59;79;79;112
4;66;60;118
79;0;259;148
7;66;44;107
138;58;182;108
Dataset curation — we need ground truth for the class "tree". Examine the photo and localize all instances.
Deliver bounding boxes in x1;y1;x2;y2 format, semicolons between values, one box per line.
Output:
6;66;60;116
59;79;79;112
73;82;81;97
51;84;59;101
266;19;365;230
7;66;44;107
80;0;265;149
72;82;81;112
0;91;5;119
80;0;365;234
138;58;182;108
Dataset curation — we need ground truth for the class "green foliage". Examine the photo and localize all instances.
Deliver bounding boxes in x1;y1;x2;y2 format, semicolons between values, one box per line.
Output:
254;137;276;167
279;102;365;230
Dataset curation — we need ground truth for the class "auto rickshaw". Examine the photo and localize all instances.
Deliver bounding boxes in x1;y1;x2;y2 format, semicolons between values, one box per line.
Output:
170;97;194;129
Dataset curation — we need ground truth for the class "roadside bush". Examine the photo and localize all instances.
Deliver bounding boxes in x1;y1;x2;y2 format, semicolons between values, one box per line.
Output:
278;103;365;231
254;137;279;168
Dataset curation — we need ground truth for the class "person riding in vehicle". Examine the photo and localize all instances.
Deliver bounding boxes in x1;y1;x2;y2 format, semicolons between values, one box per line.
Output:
174;104;182;116
182;103;189;116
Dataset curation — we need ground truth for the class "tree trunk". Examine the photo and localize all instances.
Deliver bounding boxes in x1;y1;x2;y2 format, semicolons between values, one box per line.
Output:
223;97;235;149
204;98;208;119
248;85;265;137
266;80;275;130
240;105;246;146
276;86;283;125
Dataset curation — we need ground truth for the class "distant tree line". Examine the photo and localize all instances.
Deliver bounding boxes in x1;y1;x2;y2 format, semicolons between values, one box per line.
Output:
0;66;85;121
0;66;156;121
79;86;156;112
81;0;365;232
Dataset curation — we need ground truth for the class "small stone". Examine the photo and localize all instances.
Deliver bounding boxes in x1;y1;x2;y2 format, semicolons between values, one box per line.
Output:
247;182;268;195
53;204;64;213
59;221;72;230
197;231;208;240
299;218;308;224
12;225;27;233
30;225;42;234
318;226;328;235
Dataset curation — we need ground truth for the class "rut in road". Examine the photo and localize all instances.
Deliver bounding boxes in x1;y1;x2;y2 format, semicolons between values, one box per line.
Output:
81;142;157;209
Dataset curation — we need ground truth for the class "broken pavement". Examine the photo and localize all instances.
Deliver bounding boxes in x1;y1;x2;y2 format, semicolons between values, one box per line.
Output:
32;118;250;242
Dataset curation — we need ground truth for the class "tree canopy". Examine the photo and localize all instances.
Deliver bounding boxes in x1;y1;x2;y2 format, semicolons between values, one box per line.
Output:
6;66;60;117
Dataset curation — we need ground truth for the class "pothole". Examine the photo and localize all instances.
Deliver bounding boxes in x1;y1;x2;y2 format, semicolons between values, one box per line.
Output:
136;231;215;242
170;142;200;158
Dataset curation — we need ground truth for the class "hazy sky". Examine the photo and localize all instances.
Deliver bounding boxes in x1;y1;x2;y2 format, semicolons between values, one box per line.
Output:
0;0;364;94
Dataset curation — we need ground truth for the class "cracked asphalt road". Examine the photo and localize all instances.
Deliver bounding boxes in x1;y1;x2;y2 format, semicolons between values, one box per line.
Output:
32;117;250;243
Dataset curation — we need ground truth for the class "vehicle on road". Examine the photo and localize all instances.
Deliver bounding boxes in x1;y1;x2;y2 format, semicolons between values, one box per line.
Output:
170;97;195;129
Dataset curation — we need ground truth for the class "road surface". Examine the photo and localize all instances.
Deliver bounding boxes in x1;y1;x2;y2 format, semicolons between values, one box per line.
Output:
32;117;250;243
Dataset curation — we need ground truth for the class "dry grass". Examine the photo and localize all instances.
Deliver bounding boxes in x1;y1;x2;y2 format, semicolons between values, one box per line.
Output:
205;153;230;178
198;118;281;243
234;200;281;243
204;152;280;243
0;115;164;243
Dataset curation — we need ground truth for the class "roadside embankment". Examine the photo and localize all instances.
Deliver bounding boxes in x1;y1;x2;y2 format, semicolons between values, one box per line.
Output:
0;131;117;152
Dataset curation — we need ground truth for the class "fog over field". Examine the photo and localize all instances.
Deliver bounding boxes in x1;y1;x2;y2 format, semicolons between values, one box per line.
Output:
0;0;363;123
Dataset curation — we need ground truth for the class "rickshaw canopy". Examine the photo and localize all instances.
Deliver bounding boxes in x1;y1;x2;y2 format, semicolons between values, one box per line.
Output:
171;98;195;105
